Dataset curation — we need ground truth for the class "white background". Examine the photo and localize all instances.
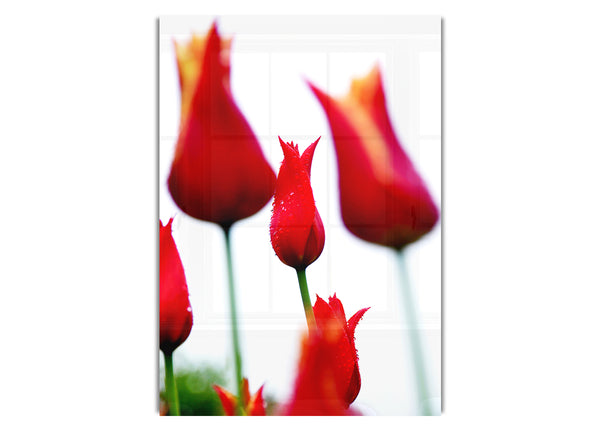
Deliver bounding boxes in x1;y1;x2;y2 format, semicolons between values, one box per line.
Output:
159;16;441;416
1;0;600;430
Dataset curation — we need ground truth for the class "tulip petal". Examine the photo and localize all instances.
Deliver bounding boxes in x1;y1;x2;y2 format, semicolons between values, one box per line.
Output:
327;293;348;328
302;210;325;267
345;364;362;407
313;295;342;337
247;385;266;416
300;136;320;177
347;307;370;342
212;384;237;416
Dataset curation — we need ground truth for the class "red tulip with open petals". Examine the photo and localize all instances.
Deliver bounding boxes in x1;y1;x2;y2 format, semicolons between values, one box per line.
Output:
313;294;369;407
282;294;368;415
213;378;266;416
308;66;439;249
159;218;193;354
270;137;325;270
168;22;275;228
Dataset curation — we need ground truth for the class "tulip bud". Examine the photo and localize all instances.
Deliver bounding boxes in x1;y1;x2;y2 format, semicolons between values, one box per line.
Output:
159;218;193;354
270;137;325;270
308;66;439;249
168;22;275;228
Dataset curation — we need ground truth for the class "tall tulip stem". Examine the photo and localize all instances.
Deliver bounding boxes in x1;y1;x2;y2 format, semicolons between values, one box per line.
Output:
222;226;245;414
163;351;180;415
295;268;316;330
396;251;433;416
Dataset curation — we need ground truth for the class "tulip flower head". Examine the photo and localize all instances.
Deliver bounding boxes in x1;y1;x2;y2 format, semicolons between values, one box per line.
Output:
213;378;266;416
159;218;193;354
308;65;439;249
168;22;275;228
283;294;369;415
270;137;325;270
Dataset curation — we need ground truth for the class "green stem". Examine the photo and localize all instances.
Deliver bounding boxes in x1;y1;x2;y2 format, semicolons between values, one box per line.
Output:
396;250;433;416
163;351;180;416
222;225;245;415
296;268;316;331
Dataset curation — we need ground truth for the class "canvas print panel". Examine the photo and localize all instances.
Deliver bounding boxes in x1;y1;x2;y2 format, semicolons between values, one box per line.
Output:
159;15;441;416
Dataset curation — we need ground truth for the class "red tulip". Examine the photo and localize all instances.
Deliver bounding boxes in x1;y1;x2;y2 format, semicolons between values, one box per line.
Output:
308;65;439;249
283;294;368;415
313;294;369;407
270;137;325;270
213;378;265;416
168;22;275;228
159;218;193;354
